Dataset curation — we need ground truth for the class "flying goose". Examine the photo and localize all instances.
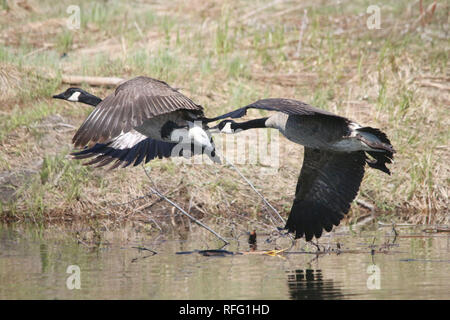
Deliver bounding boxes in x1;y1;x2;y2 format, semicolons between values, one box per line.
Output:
53;76;220;168
212;98;395;241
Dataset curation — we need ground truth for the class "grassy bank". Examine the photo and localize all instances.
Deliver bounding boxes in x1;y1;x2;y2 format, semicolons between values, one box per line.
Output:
0;0;448;234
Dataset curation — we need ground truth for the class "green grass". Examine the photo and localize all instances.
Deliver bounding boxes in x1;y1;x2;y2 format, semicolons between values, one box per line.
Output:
0;102;57;142
56;30;73;54
40;152;93;201
0;0;448;226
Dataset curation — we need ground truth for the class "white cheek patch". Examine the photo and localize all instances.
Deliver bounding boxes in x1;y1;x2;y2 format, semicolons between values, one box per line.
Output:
221;122;233;134
68;91;81;102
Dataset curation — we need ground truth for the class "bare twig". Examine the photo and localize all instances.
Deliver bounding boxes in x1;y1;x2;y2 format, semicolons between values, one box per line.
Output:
132;246;157;255
24;45;52;58
241;0;285;22
142;166;229;245
354;214;376;228
133;21;145;39
414;0;438;29
295;9;308;57
222;154;285;225
356;198;375;211
31;122;76;129
377;221;417;227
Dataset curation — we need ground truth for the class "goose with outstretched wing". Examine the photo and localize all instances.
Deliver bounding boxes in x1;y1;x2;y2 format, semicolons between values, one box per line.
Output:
53;76;220;169
212;98;395;241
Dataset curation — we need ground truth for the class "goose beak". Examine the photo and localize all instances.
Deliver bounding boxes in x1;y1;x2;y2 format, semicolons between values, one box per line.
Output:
211;122;235;134
53;93;65;99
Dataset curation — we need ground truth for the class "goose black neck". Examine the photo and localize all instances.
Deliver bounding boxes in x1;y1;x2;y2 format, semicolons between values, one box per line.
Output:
232;117;268;131
80;94;102;107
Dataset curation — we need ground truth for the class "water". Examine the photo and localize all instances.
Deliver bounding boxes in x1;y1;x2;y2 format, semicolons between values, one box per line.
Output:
0;223;449;299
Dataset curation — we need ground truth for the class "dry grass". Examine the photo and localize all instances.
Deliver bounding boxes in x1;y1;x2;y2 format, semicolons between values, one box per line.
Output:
0;0;448;235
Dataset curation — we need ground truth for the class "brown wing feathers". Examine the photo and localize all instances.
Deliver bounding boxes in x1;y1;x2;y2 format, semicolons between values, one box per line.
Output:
206;98;347;122
72;77;203;148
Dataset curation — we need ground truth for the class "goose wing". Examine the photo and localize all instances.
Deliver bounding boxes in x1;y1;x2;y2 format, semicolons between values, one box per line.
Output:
72;130;177;169
72;76;203;147
72;130;220;169
285;147;366;241
208;98;346;121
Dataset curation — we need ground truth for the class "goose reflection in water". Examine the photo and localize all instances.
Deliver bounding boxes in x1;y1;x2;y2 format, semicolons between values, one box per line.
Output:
286;269;345;300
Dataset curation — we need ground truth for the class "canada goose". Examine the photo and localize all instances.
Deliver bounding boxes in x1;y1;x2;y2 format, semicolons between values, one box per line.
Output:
212;98;395;241
53;76;220;168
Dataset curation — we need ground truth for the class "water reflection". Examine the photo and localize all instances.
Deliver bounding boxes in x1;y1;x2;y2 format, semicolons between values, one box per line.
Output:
286;269;345;300
0;223;449;299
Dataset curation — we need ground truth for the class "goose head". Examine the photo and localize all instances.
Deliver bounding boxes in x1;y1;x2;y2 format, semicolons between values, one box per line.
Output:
53;88;101;106
215;120;238;134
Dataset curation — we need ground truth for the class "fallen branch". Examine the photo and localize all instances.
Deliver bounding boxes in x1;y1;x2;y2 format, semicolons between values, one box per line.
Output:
417;80;450;91
61;75;124;87
31;122;76;129
423;227;450;233
377;221;417;227
356;198;375;211
360;215;377;227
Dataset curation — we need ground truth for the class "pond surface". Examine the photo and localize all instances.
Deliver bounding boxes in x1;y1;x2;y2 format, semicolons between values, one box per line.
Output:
0;223;449;299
